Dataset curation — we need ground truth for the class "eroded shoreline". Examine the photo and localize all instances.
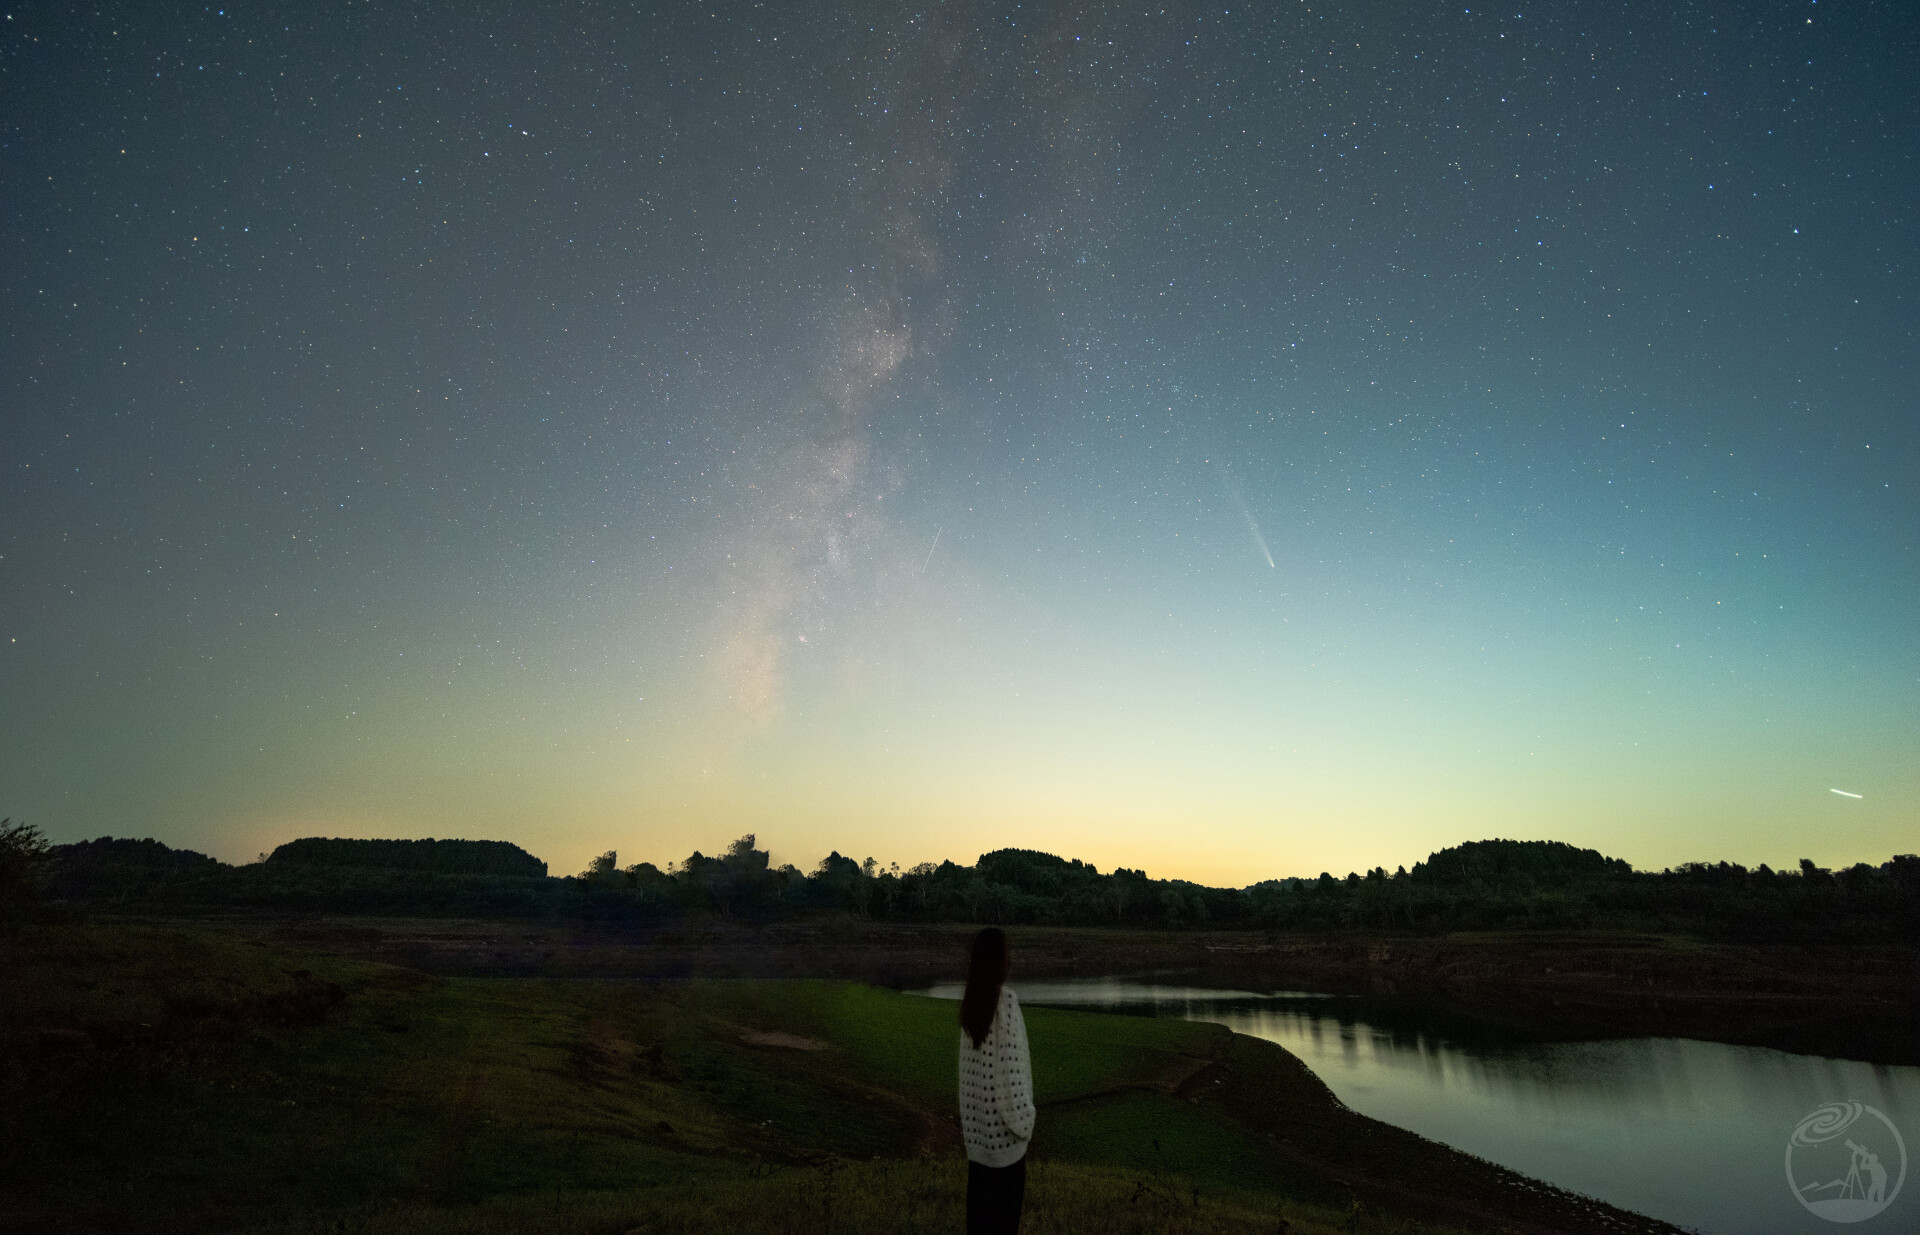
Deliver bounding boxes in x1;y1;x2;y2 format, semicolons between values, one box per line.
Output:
207;913;1920;1065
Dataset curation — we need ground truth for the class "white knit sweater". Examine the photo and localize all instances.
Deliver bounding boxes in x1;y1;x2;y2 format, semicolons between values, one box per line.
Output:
957;986;1036;1167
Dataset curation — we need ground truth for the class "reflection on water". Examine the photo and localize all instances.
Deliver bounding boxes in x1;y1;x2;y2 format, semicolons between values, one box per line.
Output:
916;976;1917;1235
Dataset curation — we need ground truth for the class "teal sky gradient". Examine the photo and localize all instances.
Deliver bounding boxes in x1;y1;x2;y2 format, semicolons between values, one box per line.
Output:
4;1;1915;883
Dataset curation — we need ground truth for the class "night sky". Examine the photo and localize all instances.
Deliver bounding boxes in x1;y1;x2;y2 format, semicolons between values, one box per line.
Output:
5;1;1914;884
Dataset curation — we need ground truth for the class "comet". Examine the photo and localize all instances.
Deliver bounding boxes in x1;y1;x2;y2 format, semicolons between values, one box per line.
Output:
1830;789;1863;799
1218;465;1276;569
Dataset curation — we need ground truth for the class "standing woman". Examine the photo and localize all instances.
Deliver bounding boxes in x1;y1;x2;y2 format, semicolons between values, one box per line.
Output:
957;926;1035;1235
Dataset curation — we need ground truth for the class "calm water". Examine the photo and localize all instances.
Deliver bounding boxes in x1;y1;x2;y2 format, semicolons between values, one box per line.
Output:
917;977;1917;1234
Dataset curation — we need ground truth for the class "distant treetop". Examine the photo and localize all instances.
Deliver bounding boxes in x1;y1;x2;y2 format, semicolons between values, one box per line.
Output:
48;835;219;869
265;837;548;878
1410;838;1632;886
25;828;1920;941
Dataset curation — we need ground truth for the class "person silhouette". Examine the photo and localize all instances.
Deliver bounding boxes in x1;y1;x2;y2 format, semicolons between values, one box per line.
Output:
1846;1140;1869;1199
957;927;1035;1235
1864;1147;1887;1204
1842;1138;1889;1204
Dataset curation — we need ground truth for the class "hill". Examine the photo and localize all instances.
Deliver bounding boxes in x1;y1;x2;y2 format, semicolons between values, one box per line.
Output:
266;836;548;878
1409;838;1632;885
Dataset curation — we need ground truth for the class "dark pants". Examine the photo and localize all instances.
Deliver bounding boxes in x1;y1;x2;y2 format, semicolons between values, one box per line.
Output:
966;1156;1026;1235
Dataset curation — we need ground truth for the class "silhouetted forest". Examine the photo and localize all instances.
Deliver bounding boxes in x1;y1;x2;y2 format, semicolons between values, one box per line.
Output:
14;827;1918;943
266;837;548;878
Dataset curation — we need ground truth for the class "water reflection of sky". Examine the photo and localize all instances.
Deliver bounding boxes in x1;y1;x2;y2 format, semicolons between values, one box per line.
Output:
917;978;1917;1235
1224;1006;1915;1235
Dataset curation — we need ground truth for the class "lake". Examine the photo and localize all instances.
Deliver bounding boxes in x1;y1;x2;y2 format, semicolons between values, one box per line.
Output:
916;976;1917;1234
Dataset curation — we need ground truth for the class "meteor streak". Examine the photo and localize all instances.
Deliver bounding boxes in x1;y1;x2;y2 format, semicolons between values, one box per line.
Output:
1830;788;1863;799
920;525;943;574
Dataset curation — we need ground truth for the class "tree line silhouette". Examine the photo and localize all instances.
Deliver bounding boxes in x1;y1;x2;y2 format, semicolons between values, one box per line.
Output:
575;836;1919;942
15;825;1911;942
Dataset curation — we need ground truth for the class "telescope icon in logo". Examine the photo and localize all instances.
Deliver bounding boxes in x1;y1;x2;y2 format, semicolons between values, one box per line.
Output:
1786;1101;1906;1223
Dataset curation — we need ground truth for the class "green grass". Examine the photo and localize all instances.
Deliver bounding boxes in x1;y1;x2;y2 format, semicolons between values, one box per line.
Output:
0;922;1667;1234
682;980;1225;1107
1043;1090;1272;1184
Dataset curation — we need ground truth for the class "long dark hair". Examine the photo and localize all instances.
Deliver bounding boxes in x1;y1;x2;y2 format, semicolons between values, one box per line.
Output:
960;927;1010;1047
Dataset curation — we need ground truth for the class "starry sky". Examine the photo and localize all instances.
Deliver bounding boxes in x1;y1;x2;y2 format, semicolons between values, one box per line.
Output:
4;1;1914;885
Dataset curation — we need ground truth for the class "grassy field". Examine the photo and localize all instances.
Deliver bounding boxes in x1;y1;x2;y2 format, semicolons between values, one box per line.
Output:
0;923;1679;1234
